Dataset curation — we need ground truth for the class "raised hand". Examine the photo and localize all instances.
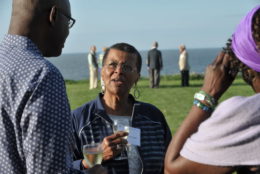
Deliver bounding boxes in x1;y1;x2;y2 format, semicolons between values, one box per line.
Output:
201;51;238;100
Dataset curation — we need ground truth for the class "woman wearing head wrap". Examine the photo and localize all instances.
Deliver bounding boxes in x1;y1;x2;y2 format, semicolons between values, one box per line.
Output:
165;5;260;174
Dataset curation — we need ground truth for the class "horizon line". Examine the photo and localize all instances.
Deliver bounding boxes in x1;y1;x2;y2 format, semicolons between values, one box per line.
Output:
62;47;222;55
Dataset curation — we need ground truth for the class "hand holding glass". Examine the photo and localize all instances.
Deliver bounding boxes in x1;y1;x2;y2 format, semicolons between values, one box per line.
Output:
83;142;103;168
113;120;130;160
113;121;130;136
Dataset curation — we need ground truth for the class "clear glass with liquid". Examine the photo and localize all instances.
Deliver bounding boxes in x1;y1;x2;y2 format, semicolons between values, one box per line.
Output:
83;142;103;167
113;120;130;160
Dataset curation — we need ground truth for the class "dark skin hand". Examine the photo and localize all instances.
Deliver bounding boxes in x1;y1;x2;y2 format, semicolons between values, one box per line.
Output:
82;131;128;168
101;131;128;161
164;52;239;174
201;52;237;99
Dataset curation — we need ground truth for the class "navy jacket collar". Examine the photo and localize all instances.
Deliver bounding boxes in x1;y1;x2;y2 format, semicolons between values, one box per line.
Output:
93;93;138;123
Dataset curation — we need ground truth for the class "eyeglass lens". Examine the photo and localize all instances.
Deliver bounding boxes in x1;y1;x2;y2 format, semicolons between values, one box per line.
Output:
107;62;134;73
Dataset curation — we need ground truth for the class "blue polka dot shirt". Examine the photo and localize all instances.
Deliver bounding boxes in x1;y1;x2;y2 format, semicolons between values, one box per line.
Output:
0;34;85;174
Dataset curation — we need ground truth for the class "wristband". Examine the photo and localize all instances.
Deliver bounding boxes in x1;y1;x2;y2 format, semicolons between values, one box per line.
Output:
193;99;213;113
194;90;217;108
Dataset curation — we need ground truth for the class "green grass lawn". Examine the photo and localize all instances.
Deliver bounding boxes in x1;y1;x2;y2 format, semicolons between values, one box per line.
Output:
66;75;254;134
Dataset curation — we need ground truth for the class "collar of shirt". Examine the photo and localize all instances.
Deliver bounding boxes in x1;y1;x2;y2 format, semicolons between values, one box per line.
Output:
2;34;42;57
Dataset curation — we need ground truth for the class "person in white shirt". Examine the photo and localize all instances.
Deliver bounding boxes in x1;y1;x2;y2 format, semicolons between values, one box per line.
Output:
178;44;190;86
99;47;107;92
88;45;98;89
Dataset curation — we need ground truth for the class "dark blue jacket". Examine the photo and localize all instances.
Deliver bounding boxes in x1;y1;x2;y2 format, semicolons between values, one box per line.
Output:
147;48;163;70
71;94;172;174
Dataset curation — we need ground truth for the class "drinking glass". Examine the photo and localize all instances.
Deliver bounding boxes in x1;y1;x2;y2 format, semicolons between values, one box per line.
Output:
82;142;103;167
113;120;130;160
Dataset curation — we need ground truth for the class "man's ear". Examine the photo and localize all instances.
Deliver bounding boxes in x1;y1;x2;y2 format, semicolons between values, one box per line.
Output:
49;6;57;26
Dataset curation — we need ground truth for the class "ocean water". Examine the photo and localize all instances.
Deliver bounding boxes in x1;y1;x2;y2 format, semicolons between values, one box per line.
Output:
48;48;222;81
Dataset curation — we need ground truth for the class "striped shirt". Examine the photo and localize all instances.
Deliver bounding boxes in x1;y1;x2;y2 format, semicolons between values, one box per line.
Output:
71;94;172;174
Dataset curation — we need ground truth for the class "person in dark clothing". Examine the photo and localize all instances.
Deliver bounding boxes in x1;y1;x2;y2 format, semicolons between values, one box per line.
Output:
147;41;163;88
71;43;171;174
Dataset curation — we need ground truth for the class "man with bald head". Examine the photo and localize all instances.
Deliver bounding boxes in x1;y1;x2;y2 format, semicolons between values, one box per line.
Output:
0;0;105;174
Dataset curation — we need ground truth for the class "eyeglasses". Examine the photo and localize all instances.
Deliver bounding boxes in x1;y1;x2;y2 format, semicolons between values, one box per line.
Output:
105;62;136;73
57;8;76;28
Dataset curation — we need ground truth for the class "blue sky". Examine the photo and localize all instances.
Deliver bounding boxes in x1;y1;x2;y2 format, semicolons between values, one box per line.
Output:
0;0;259;53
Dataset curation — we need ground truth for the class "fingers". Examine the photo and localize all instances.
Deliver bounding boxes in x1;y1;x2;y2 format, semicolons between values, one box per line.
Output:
210;52;236;77
203;50;238;99
105;131;128;141
103;131;128;145
223;53;238;78
102;143;125;161
101;132;128;161
222;52;230;69
211;51;225;66
102;132;128;149
103;137;127;147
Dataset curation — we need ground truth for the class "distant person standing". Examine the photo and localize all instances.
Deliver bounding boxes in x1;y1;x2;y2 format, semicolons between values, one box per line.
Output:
147;41;163;88
178;44;190;87
98;47;107;91
88;45;98;89
98;47;107;67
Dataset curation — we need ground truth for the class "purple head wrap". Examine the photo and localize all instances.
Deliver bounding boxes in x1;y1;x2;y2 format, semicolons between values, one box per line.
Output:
231;5;260;72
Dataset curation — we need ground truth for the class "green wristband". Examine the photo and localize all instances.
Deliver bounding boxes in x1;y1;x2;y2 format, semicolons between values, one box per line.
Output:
193;99;213;113
194;90;217;108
